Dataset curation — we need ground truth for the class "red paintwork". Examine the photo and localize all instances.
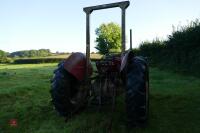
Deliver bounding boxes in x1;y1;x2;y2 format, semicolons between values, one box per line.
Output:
63;52;93;81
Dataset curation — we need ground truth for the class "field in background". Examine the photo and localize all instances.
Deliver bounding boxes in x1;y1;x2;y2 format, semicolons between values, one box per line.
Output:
0;64;200;133
46;53;102;59
13;53;102;59
11;53;103;64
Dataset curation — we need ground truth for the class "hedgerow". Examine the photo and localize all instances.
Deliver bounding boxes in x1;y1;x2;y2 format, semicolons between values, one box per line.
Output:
13;58;100;64
137;19;200;77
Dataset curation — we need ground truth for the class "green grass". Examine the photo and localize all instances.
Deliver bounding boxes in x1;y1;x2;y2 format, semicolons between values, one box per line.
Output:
0;64;200;133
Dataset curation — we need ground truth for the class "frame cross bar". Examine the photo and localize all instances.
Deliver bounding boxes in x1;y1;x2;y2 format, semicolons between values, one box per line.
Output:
83;1;130;14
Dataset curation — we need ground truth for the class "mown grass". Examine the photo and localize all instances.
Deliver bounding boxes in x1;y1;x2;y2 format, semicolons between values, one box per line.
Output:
0;64;200;133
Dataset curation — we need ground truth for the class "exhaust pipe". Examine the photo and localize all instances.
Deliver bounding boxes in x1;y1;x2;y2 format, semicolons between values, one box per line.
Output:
130;29;132;50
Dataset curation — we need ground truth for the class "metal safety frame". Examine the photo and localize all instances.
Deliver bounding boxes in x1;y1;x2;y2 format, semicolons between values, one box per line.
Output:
83;1;130;79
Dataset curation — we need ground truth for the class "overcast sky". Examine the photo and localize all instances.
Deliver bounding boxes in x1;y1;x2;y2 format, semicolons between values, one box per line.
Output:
0;0;200;53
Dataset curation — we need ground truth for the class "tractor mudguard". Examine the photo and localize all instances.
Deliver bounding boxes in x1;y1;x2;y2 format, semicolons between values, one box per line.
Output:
63;52;93;81
120;50;134;72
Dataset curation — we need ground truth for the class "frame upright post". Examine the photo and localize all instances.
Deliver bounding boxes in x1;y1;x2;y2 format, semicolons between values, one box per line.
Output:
86;13;90;80
121;8;126;53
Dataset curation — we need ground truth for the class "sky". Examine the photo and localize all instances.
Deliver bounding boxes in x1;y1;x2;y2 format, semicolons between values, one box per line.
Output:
0;0;200;53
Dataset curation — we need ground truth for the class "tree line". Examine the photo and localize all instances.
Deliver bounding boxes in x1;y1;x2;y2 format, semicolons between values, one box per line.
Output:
0;49;52;63
9;49;51;57
0;49;52;58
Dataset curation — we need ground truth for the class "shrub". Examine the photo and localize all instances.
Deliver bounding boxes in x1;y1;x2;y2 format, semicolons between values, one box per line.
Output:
0;57;13;63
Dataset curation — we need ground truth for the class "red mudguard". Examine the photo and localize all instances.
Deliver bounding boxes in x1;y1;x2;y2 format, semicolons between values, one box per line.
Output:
120;50;134;72
63;52;93;81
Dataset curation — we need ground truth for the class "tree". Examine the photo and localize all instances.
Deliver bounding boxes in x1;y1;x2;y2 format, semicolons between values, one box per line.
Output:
95;22;121;55
0;50;12;63
0;50;8;57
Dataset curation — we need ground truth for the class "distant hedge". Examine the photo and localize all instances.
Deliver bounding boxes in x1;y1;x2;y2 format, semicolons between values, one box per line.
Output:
14;58;65;64
13;58;100;64
137;19;200;77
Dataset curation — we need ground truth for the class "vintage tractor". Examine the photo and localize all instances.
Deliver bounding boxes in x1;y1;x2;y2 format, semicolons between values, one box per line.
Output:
50;1;149;127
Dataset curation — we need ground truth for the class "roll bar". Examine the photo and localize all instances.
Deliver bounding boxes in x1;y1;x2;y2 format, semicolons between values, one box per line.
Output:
83;1;130;79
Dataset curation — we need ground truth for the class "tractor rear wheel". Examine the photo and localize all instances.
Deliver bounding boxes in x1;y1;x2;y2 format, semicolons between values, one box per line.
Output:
125;56;149;127
50;61;85;117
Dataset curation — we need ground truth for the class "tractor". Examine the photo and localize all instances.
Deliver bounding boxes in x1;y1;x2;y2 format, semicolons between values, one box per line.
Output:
50;1;149;127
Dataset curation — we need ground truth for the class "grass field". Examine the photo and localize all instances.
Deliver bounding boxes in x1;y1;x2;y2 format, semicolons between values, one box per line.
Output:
0;63;200;133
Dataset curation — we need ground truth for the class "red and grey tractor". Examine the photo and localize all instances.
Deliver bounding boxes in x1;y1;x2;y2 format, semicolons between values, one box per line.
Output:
50;1;149;127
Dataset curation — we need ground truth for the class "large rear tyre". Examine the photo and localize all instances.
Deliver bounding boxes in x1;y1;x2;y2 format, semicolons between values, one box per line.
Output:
126;56;149;127
50;61;86;117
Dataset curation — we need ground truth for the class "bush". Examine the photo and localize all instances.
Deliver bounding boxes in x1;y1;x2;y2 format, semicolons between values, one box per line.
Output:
138;40;165;65
0;57;13;63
